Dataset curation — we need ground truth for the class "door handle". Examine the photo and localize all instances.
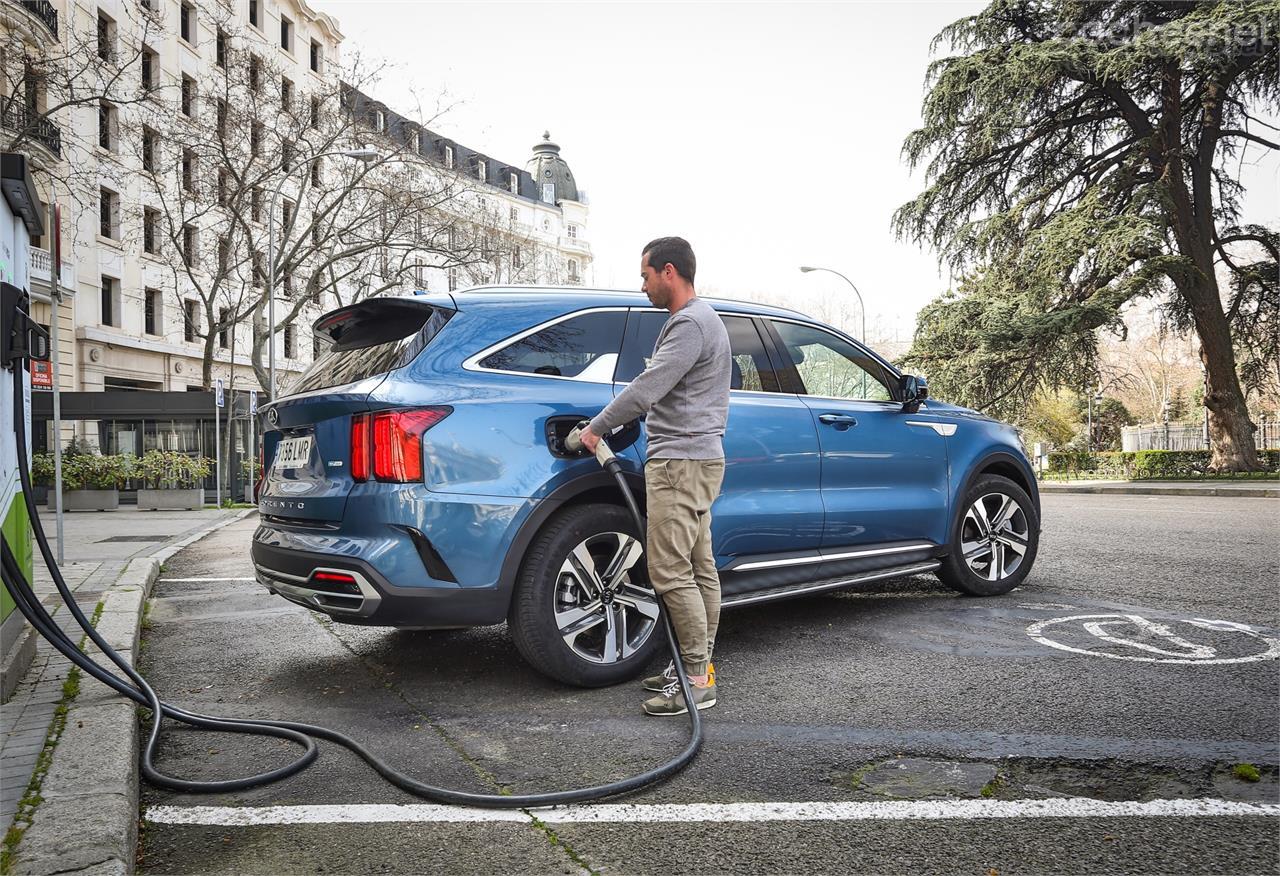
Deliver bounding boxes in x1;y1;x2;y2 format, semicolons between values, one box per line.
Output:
818;413;857;429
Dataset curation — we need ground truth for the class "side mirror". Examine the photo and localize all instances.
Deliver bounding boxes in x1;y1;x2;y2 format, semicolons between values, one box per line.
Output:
899;374;928;413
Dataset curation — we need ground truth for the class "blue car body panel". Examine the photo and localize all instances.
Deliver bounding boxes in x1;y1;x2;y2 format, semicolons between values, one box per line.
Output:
252;287;1038;628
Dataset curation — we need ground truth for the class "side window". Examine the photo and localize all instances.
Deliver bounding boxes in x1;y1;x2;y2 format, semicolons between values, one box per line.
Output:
478;311;625;380
615;310;781;393
770;321;894;402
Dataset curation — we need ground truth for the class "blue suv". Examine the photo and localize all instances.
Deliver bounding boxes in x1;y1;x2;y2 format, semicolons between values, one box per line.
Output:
253;288;1041;686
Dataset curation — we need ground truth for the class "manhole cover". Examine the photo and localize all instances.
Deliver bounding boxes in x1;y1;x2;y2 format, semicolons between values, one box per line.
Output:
97;535;167;543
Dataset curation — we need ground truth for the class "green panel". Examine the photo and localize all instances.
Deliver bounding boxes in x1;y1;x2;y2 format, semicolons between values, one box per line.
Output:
1;490;34;622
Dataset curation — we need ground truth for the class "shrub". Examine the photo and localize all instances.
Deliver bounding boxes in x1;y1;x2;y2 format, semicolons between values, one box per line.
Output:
1045;449;1280;479
62;454;136;491
30;453;55;487
137;451;212;490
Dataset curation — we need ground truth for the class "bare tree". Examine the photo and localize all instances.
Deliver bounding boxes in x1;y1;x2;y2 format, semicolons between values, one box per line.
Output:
123;13;484;393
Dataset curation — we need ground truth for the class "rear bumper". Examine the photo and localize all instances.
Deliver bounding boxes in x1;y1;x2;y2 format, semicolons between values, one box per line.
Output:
251;539;512;628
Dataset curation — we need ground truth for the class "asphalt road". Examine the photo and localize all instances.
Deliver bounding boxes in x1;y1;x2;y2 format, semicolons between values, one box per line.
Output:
136;494;1279;874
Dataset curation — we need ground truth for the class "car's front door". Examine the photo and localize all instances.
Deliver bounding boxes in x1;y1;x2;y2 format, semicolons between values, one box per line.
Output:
763;319;952;549
616;309;824;564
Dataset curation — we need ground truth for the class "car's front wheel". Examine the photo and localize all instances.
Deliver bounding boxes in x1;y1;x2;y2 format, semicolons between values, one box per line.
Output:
936;474;1039;596
509;503;663;687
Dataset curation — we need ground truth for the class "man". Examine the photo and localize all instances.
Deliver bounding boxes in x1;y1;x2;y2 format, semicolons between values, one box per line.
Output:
579;237;731;716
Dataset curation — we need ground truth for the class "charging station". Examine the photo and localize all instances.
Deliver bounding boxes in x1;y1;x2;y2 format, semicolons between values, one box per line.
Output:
1;153;49;694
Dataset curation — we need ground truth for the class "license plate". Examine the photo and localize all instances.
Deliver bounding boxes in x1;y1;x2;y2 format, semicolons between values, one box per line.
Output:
274;436;313;471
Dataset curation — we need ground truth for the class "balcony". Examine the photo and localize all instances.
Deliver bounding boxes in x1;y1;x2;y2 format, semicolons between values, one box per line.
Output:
558;235;591;256
1;102;62;159
29;247;74;291
15;1;58;40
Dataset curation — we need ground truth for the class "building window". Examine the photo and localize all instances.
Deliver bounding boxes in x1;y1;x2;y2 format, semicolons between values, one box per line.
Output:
251;187;263;222
96;12;115;62
541;183;555;204
181;75;196;117
373;109;385;132
98;100;115;151
282;139;294;171
182;224;198;267
477;159;486;182
183;300;198;341
444;145;453;169
309;95;320;128
414;263;424;286
215;99;227;137
409;129;420;152
309;40;322;73
144;288;161;335
217;235;230;270
509;206;518;223
281;199;294;230
218;307;229;348
280;16;293;52
248;55;261;92
448;267;457;292
100;276;119;327
216;168;228;206
567;224;578;239
248;0;261;29
253;251;265;285
280;76;293;110
509;172;518;194
310;158;322;188
311;223;322;246
141;47;158;92
250;122;262;156
568;259;580;284
512;246;522;269
143;207;160;254
99;187;119;239
215;28;227;68
141;126;157;171
283;324;296;358
182;148;197;192
179;2;196;46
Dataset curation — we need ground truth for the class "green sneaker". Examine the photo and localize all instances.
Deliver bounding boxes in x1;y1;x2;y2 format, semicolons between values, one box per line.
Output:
643;661;715;693
642;680;716;716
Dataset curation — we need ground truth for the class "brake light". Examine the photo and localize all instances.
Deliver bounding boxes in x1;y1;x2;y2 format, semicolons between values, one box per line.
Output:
351;415;371;481
313;571;356;583
350;407;450;483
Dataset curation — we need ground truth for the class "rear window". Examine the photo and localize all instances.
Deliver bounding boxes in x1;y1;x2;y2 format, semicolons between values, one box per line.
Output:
285;302;453;395
478;311;625;380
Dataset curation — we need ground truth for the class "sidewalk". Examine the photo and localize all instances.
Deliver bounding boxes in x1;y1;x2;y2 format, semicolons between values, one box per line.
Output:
1038;479;1279;498
0;507;244;833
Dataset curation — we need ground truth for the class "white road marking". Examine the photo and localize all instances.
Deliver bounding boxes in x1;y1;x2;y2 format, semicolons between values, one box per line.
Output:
145;798;1280;827
1027;614;1280;664
158;577;256;583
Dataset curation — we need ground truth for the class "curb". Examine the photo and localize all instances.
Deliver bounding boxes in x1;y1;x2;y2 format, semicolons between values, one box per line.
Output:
1038;482;1279;498
10;509;255;876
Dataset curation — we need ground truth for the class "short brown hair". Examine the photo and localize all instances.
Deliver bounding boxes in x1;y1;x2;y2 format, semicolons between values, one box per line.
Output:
642;237;695;284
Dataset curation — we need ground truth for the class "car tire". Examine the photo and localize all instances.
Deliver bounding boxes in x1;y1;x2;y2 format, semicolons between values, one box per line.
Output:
936;474;1039;597
509;503;663;687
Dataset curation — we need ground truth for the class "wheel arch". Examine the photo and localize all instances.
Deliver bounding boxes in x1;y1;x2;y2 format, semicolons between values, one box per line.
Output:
951;450;1042;542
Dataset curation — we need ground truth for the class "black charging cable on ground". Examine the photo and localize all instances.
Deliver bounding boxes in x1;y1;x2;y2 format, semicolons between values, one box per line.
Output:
1;364;701;807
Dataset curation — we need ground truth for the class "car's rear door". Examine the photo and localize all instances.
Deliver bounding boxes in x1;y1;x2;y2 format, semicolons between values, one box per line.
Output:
761;318;951;549
617;309;824;564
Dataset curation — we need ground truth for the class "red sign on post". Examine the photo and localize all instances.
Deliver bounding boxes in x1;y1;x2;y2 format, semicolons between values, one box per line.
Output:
30;359;52;390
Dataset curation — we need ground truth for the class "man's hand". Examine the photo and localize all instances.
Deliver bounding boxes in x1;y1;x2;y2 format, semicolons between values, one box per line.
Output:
579;427;601;455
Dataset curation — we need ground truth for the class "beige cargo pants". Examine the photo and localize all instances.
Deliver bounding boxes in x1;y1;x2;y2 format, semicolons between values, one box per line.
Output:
644;457;726;676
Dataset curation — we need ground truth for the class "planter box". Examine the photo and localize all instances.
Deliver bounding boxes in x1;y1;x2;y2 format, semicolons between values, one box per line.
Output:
137;488;204;511
62;489;119;511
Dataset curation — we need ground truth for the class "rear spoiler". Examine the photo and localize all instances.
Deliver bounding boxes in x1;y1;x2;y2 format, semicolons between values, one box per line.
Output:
313;297;455;352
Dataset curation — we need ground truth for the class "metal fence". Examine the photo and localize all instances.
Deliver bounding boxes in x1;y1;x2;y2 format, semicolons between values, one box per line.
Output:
1121;420;1280;452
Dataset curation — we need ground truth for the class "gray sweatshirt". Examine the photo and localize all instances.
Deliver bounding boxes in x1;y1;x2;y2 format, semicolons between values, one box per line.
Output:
589;297;731;460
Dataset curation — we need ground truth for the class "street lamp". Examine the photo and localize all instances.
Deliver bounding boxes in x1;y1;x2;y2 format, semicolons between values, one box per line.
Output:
799;265;868;397
267;147;380;400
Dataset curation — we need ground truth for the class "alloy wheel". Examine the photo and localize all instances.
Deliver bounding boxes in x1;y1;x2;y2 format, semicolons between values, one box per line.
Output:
553;532;659;664
960;492;1030;582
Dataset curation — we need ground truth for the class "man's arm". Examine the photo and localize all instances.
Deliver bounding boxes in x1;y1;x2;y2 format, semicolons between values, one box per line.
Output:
587;316;704;438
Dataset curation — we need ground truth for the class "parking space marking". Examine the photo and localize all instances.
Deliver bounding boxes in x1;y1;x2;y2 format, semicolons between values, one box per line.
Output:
1028;614;1280;664
158;577;256;583
145;798;1280;827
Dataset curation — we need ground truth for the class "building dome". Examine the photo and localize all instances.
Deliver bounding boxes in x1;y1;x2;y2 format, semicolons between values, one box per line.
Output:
526;131;579;204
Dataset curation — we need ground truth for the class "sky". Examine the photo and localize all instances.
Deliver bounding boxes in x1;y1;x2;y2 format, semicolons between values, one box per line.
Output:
310;0;1278;347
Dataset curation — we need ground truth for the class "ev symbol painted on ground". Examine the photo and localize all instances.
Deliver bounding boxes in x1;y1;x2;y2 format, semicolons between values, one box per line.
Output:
1027;614;1280;664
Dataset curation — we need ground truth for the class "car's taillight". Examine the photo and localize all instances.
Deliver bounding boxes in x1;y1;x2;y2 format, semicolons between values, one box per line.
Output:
350;407;450;483
350;415;371;481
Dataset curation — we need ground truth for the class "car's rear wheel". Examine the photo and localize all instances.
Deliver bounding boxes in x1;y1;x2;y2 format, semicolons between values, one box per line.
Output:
509;503;662;687
936;474;1039;596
